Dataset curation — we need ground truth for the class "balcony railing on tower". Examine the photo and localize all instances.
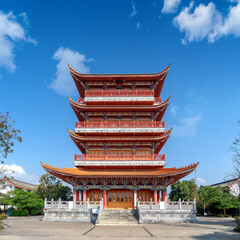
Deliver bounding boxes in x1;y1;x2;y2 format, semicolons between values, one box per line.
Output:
74;153;165;161
75;121;165;128
78;97;162;104
85;90;154;97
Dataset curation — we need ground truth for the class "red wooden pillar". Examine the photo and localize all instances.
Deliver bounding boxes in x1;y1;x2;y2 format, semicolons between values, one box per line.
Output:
83;190;87;204
153;190;158;204
73;190;77;201
162;190;167;201
103;190;107;209
76;191;79;201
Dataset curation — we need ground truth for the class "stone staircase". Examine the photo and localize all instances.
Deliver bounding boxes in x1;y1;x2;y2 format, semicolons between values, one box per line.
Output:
96;209;139;225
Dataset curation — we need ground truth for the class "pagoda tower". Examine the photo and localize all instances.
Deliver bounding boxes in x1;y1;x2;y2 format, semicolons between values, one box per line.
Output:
42;64;198;209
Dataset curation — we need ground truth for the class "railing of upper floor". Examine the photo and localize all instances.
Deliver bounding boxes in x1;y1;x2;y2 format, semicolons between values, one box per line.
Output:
74;153;165;161
75;120;165;128
78;97;162;104
85;90;154;97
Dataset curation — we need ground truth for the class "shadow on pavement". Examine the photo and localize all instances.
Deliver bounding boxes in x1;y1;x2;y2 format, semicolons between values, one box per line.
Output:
192;231;239;240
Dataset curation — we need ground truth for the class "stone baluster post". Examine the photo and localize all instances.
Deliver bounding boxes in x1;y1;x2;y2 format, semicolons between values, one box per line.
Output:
150;198;153;209
44;197;47;209
87;198;90;209
73;198;76;210
58;198;61;209
134;190;137;209
179;198;182;210
193;198;196;212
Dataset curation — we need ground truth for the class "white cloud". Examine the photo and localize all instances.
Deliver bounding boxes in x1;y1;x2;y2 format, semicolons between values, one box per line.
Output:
173;2;222;44
50;47;91;96
172;115;202;137
174;1;240;44
210;2;240;42
196;177;207;185
137;22;141;30
0;11;36;73
1;164;39;184
170;104;178;116
162;0;181;14
130;2;138;18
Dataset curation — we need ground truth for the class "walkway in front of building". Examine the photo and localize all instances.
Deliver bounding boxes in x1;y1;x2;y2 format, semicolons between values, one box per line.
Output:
0;216;239;240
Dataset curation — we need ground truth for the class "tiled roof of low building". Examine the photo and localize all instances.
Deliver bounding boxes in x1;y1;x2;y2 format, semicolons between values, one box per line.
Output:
1;177;38;191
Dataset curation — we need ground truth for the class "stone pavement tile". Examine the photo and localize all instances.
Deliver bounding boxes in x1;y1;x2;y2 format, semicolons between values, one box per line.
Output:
84;225;149;239
0;216;240;240
144;217;240;240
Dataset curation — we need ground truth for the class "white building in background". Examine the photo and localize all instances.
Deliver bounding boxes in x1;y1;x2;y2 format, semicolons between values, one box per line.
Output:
0;177;38;194
211;178;240;198
0;177;38;211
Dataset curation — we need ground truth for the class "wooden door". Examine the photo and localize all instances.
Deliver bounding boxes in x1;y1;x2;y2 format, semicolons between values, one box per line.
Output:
88;190;102;205
107;190;133;209
137;190;152;202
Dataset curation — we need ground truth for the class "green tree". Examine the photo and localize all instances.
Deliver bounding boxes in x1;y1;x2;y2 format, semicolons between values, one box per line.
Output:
199;186;222;214
230;121;240;178
169;180;198;201
2;189;43;215
217;190;240;216
0;112;22;178
35;173;72;201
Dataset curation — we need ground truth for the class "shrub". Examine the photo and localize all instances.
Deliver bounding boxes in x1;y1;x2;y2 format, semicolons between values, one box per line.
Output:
234;216;240;232
217;214;224;217
30;207;43;215
2;189;44;216
0;221;4;230
0;214;8;220
12;209;29;216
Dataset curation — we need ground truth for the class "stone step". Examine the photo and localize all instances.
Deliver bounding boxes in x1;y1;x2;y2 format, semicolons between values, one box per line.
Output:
97;209;139;225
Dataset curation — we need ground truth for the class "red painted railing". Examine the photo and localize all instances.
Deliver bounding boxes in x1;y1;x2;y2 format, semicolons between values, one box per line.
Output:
74;153;165;161
78;97;162;104
85;90;154;97
75;120;165;128
154;98;162;103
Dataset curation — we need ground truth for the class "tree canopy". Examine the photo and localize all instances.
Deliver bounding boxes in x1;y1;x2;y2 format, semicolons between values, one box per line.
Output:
35;173;72;201
169;180;240;216
0;112;22;178
0;112;22;160
169;179;198;201
1;189;43;215
230;120;240;178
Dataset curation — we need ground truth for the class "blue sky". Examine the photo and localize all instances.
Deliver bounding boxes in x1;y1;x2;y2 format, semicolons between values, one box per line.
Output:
0;0;240;186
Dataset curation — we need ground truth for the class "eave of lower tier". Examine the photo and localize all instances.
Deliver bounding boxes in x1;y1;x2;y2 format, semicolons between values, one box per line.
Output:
69;65;170;98
41;162;198;179
68;97;170;122
68;129;172;154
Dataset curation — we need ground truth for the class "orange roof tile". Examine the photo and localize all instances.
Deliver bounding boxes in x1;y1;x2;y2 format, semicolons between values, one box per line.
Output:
68;96;170;112
41;162;199;178
68;64;170;81
68;128;172;142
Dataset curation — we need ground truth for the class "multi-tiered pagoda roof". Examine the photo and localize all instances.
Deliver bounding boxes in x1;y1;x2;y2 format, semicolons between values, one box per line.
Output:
42;64;198;208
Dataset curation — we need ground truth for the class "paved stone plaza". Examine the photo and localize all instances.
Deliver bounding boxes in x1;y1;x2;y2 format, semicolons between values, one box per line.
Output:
0;216;239;240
